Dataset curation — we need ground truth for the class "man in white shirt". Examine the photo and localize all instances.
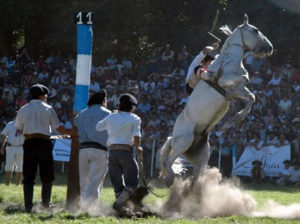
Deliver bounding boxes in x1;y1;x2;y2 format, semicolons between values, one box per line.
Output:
267;72;282;86
1;119;25;185
90;75;101;93
276;160;292;186
290;162;300;186
96;93;142;214
15;83;74;213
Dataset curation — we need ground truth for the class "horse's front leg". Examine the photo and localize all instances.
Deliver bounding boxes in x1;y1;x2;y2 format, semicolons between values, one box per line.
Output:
226;85;255;123
165;133;194;186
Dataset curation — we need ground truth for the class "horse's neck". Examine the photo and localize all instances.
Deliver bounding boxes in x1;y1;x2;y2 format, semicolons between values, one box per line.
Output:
221;45;244;61
220;33;244;62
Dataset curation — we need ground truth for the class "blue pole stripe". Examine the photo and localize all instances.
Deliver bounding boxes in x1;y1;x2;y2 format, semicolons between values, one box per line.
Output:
74;85;89;113
77;25;93;55
74;24;93;113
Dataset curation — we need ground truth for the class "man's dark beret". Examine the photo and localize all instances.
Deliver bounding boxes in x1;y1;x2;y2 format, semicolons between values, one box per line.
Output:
119;93;138;107
29;83;49;98
87;90;107;106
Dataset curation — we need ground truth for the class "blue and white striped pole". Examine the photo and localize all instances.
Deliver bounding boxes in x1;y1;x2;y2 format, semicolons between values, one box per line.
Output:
66;12;93;209
74;12;93;113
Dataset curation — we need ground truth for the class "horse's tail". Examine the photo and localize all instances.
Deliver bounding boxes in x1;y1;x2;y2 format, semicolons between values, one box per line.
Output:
159;136;173;178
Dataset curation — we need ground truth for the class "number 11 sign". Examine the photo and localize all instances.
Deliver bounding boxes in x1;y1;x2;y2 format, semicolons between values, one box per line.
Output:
74;11;93;25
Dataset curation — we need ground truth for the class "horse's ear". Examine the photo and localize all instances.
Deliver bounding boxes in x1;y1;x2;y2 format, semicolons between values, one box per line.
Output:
244;13;249;24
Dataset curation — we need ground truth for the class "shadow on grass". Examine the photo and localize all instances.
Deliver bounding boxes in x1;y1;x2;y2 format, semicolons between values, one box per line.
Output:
3;204;24;214
38;214;54;221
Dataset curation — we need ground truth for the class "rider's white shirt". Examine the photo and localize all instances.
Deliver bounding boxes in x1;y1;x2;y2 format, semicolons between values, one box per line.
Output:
186;51;205;82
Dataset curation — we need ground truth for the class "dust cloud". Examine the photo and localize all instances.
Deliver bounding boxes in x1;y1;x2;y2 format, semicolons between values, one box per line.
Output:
16;168;300;219
159;167;300;219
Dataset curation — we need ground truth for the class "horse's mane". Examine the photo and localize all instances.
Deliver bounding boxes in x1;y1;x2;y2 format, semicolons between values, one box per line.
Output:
218;25;234;54
219;25;232;36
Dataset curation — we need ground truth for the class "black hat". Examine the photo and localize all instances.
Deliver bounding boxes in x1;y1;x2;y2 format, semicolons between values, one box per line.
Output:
283;160;291;164
252;160;262;166
87;90;107;106
118;93;138;112
119;93;138;107
29;83;49;98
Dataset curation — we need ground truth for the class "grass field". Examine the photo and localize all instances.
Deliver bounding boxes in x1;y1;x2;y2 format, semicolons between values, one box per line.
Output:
1;174;300;224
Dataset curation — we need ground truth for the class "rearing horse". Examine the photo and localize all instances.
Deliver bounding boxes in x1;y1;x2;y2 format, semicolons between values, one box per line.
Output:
160;14;273;186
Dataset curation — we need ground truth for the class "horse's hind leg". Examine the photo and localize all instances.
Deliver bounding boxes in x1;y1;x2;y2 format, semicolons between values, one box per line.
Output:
184;134;210;182
164;133;194;186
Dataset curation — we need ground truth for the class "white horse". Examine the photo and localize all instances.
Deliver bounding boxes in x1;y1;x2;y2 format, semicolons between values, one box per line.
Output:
160;14;273;186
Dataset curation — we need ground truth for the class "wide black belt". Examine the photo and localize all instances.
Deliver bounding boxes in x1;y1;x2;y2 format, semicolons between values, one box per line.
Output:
7;143;23;147
80;142;107;151
204;80;226;97
24;133;50;140
108;144;132;152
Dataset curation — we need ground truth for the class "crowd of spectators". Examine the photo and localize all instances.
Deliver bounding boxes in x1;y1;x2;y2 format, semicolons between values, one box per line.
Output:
0;43;299;180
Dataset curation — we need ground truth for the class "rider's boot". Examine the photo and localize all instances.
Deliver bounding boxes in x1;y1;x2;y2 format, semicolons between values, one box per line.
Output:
113;189;130;211
201;71;216;82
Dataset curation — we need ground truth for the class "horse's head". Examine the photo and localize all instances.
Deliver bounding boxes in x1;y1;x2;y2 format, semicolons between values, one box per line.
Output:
238;14;273;58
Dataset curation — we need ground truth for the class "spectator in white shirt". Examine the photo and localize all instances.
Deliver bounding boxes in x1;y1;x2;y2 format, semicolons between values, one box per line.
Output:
276;160;292;186
90;75;100;93
264;131;280;146
275;133;289;147
122;57;133;70
246;132;264;150
289;161;300;186
278;94;292;112
267;72;282;86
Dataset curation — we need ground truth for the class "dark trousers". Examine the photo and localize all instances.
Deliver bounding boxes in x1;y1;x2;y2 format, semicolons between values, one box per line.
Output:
185;83;193;95
108;150;139;197
23;138;54;211
23;138;54;184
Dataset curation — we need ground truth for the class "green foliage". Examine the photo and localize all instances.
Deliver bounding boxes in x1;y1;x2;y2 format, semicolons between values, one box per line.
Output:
0;0;299;63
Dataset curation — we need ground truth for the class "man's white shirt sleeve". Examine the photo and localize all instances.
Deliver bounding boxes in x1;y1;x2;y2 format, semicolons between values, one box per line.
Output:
133;117;142;137
96;117;108;132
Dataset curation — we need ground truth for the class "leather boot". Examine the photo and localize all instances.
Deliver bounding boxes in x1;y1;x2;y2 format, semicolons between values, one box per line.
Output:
41;183;52;208
24;184;34;213
15;172;22;186
5;171;12;185
113;189;130;210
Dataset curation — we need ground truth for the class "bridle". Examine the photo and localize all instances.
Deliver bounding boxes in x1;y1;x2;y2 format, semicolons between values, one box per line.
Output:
228;25;254;51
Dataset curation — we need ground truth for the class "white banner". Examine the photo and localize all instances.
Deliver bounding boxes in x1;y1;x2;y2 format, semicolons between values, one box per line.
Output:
52;139;71;162
232;145;291;177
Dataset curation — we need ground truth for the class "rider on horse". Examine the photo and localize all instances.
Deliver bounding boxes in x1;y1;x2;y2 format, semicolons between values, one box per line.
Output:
185;43;219;95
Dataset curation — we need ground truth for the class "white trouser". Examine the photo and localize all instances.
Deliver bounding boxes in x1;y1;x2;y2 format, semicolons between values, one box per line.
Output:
79;147;108;208
5;146;23;172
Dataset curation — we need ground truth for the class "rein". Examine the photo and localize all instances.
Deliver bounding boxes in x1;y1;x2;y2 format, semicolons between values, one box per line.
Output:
226;28;247;50
203;80;226;98
222;26;248;52
142;177;164;198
